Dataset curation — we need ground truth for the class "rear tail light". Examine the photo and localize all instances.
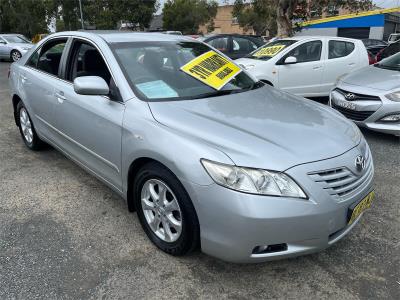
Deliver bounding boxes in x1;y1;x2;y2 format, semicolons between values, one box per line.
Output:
376;48;384;62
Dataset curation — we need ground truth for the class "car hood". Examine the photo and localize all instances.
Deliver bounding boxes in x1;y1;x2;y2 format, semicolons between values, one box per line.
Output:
235;57;267;69
148;87;360;171
9;42;33;48
342;65;400;91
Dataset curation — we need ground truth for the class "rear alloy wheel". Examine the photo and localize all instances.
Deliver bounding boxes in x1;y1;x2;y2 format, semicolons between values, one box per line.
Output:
134;162;200;256
11;50;22;62
17;101;45;150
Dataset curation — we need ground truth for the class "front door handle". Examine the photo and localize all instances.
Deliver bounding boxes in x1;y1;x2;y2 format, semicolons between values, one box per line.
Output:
55;91;66;103
20;74;27;83
313;66;322;70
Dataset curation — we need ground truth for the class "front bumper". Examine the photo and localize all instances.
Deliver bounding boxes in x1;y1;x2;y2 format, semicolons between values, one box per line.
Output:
182;144;374;263
330;85;400;136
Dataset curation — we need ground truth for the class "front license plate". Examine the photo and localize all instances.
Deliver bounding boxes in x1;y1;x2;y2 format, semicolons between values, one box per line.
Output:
337;99;356;110
347;191;375;225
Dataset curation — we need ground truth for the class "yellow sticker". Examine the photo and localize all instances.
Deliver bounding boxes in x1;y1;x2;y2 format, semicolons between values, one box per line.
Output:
253;45;286;58
180;50;242;90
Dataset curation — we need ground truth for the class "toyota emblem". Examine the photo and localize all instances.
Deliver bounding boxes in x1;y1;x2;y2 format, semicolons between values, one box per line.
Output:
345;93;356;100
355;155;366;172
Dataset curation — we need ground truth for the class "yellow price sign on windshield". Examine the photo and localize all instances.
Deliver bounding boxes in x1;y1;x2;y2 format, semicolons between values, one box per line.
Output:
180;51;242;90
253;45;286;58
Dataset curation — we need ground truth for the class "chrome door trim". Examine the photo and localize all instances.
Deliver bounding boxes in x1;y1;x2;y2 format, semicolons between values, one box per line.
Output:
35;115;120;173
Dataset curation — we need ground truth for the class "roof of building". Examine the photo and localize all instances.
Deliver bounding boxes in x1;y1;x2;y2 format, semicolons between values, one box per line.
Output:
301;7;400;27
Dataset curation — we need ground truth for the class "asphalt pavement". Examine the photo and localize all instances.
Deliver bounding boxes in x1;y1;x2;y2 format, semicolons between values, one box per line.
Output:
0;61;399;299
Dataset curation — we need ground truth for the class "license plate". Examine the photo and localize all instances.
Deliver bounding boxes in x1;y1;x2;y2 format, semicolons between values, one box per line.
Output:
337;100;356;110
347;191;375;225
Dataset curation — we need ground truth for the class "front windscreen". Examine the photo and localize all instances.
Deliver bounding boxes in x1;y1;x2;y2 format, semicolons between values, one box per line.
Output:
3;35;29;43
246;39;297;60
111;41;260;101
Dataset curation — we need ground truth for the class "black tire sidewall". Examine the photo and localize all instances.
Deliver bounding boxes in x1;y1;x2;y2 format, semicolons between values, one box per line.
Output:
134;162;199;256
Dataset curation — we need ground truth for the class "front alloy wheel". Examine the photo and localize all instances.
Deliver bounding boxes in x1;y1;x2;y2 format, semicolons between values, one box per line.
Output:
134;162;200;256
11;50;21;62
141;179;182;242
19;107;33;144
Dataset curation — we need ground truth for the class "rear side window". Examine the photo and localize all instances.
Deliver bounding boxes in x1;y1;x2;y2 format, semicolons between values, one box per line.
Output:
208;37;229;52
27;39;67;76
328;41;355;59
232;36;258;53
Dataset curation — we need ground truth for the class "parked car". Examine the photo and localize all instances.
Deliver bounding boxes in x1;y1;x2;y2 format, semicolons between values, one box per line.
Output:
0;34;33;62
236;36;369;97
9;31;374;263
388;33;400;44
361;38;387;55
330;52;400;136
199;34;265;59
376;40;400;62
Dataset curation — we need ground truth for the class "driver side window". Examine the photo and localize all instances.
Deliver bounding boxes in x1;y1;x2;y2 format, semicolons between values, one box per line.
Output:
285;41;322;63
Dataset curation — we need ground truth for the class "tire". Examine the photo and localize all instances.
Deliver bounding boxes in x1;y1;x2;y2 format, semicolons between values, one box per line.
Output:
10;50;21;62
134;162;200;256
16;101;45;150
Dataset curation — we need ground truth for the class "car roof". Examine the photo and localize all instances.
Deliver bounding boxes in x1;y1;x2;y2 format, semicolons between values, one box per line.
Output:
280;35;361;42
49;31;195;44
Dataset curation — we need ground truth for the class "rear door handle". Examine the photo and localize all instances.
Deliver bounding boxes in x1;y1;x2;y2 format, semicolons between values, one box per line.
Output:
313;66;322;70
20;75;27;83
348;62;356;66
55;91;66;103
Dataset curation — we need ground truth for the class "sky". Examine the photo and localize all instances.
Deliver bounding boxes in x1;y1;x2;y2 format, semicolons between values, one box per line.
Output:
157;0;399;14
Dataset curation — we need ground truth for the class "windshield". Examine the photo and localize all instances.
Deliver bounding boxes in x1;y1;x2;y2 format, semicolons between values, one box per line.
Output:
246;39;297;60
375;52;400;71
3;35;29;43
111;41;260;101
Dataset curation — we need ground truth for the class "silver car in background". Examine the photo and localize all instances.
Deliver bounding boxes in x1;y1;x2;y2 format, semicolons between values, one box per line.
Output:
9;31;374;263
330;52;400;136
0;34;33;62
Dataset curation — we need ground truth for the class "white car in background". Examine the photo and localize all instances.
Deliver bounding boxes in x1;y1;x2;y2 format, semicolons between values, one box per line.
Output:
236;36;369;97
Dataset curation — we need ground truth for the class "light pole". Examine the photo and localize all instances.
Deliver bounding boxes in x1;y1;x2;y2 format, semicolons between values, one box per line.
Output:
78;0;84;29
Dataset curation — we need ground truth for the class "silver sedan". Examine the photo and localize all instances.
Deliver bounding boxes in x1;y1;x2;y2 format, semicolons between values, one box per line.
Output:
330;52;400;136
8;31;374;263
0;34;33;62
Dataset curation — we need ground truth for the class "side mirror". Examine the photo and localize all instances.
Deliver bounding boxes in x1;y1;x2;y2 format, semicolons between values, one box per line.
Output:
73;76;109;96
284;56;297;64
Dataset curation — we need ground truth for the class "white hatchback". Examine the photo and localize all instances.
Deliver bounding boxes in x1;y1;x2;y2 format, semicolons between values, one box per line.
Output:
236;36;368;97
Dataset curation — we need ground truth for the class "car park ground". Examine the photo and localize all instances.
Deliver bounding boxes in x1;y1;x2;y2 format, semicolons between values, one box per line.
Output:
0;61;399;299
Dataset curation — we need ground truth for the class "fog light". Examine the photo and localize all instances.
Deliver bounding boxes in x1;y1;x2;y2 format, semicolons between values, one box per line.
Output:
379;113;400;122
252;243;288;254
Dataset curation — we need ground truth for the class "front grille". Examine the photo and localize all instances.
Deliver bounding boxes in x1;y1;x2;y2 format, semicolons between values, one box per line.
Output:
334;88;381;101
332;103;375;121
308;152;373;200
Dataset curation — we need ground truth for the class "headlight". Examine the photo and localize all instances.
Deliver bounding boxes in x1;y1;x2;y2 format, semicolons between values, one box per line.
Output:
334;73;348;86
22;47;30;50
201;159;307;198
385;91;400;102
379;113;400;122
239;64;255;70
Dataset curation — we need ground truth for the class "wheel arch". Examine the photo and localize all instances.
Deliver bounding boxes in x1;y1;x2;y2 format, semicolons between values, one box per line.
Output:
126;157;173;212
12;94;22;126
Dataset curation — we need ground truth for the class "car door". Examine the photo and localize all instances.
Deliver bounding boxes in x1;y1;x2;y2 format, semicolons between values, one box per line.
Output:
320;39;358;94
20;37;69;140
0;37;9;58
51;38;125;191
276;40;324;96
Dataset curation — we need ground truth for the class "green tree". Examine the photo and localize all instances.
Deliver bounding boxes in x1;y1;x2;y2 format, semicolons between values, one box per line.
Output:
0;0;50;38
163;0;218;34
233;0;373;37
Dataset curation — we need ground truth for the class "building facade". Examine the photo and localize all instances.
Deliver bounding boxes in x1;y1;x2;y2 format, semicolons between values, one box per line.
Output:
297;7;400;41
198;5;254;35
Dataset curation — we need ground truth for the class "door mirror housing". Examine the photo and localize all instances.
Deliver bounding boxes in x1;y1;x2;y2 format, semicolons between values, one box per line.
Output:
284;56;297;64
73;76;109;96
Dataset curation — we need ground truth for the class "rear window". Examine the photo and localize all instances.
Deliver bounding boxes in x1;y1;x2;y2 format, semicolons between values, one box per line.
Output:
328;40;355;59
